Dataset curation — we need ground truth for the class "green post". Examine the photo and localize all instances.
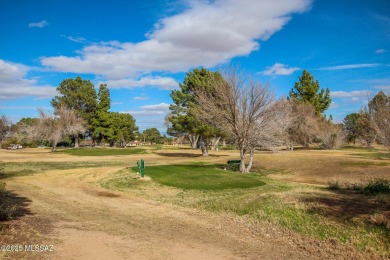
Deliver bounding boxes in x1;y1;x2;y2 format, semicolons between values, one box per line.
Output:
140;159;145;177
137;160;141;174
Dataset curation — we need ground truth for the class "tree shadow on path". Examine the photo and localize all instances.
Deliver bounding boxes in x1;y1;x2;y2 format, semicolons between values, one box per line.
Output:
0;189;34;221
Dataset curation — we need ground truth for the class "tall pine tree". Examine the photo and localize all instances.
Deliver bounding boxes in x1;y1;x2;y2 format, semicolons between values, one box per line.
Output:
51;76;97;147
91;84;112;145
168;68;223;156
288;70;331;115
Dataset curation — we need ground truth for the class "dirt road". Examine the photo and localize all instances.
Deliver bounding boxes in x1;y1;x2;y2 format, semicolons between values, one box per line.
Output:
0;149;377;259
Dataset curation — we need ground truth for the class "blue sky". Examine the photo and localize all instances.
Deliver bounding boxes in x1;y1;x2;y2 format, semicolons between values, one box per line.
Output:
0;0;389;133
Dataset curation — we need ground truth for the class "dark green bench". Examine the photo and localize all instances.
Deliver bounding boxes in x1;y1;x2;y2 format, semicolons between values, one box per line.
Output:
226;160;241;171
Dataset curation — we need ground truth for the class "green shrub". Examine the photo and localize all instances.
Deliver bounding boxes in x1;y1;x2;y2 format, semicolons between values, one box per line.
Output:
0;161;4;175
364;179;390;195
328;180;341;190
0;181;5;194
328;179;390;195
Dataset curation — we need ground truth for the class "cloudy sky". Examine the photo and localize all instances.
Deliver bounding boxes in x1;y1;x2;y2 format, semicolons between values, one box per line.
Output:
0;0;389;132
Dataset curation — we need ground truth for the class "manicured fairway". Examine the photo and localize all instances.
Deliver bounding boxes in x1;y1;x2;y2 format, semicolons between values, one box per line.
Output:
132;164;266;190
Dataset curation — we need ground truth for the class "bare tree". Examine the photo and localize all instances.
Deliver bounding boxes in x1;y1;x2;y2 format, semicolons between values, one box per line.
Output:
0;115;11;147
357;109;377;148
285;102;318;150
370;96;390;150
195;68;290;173
57;106;86;144
317;119;345;149
26;106;85;151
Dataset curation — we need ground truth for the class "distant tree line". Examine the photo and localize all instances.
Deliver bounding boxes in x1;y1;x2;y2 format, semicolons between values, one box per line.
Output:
1;70;389;170
0;77;170;150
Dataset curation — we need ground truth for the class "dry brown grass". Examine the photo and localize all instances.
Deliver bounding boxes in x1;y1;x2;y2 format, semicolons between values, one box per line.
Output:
253;149;390;185
0;146;389;259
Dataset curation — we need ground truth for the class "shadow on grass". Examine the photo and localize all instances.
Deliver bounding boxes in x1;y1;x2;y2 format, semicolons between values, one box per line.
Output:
156;152;228;158
1;190;33;221
347;152;390;160
301;191;390;222
0;170;36;180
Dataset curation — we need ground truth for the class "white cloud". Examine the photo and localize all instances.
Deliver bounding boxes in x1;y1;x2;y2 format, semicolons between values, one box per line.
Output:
0;106;42;110
122;103;170;116
261;63;300;76
319;63;381;71
41;0;311;79
329;102;338;109
374;85;390;90
330;90;370;99
127;110;166;116
140;102;170;111
375;49;387;54
102;76;178;90
0;59;57;100
133;94;149;100
29;20;48;28
122;103;171;132
62;35;86;43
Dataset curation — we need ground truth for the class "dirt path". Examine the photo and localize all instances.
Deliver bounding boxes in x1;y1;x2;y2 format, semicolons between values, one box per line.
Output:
0;149;379;259
4;165;311;260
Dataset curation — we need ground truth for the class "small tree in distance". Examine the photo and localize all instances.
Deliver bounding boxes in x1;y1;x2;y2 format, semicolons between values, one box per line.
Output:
143;128;163;144
343;113;361;144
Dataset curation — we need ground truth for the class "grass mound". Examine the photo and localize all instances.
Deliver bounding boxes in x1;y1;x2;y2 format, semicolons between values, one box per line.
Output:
131;164;266;190
59;147;146;156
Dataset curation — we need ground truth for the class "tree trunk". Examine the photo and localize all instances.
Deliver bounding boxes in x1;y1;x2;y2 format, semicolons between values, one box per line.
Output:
222;138;226;147
188;134;199;149
289;141;294;151
246;149;255;172
210;136;221;151
74;134;79;148
239;149;247;172
199;136;208;156
52;141;57;152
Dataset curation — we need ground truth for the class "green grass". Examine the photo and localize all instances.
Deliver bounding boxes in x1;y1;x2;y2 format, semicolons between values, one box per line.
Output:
131;164;266;190
339;146;376;151
58;147;147;156
339;161;389;167
219;145;237;150
350;152;390;160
